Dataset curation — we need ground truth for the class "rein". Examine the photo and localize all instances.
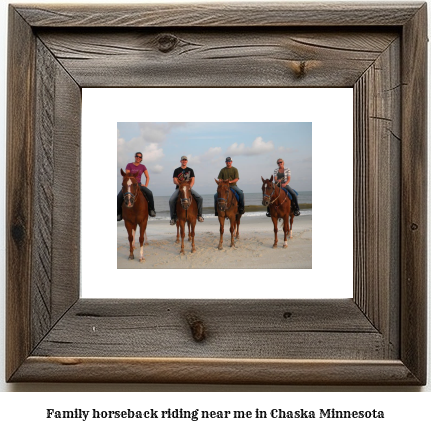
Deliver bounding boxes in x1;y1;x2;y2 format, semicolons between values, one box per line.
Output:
265;182;288;209
217;187;232;212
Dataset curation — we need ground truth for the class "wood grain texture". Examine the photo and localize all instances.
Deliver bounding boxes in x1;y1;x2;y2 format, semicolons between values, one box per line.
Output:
36;29;398;88
14;2;424;27
353;38;401;358
6;2;427;385
12;358;420;385
6;7;36;381
32;299;383;359
400;3;428;384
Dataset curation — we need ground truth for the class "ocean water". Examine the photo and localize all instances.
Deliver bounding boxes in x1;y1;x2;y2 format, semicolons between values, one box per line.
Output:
151;191;312;220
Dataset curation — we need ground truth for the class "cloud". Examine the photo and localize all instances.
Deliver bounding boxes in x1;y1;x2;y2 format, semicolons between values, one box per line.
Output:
227;137;274;156
152;164;163;174
137;122;186;144
186;154;201;164
184;147;222;165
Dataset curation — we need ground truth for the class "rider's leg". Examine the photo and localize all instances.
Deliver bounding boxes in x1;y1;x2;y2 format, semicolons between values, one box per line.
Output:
117;190;124;221
285;185;300;216
214;192;218;216
140;185;156;217
169;189;179;224
191;190;204;222
230;185;244;214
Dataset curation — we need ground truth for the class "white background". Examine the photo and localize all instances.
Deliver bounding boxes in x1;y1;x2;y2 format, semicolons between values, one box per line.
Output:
82;87;353;299
0;0;430;424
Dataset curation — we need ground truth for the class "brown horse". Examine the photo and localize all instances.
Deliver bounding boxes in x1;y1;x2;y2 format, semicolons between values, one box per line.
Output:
215;179;241;250
261;175;294;248
176;179;197;254
121;168;149;262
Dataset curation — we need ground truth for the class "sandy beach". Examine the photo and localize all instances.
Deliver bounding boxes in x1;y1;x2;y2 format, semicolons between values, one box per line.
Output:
117;214;312;269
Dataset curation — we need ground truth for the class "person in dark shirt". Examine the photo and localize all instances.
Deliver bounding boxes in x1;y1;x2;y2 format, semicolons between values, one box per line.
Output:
169;155;204;225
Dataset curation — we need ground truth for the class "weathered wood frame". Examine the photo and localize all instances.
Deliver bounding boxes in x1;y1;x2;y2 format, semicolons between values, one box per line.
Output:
6;2;427;384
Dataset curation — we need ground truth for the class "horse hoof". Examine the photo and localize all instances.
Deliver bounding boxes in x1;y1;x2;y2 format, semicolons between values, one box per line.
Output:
139;258;145;262
128;255;134;260
175;240;179;244
218;246;223;250
283;245;288;249
272;245;277;249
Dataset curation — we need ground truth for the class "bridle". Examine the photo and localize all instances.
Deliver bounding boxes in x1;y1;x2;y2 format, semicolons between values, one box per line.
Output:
179;183;193;209
263;181;288;208
217;185;232;211
123;178;140;206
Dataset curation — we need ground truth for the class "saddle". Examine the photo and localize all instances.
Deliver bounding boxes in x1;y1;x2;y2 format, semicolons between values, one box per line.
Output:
230;188;240;202
282;188;298;201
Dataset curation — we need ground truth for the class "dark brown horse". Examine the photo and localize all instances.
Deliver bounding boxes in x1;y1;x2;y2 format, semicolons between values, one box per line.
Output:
261;175;294;248
215;179;242;250
176;179;197;254
121;168;149;262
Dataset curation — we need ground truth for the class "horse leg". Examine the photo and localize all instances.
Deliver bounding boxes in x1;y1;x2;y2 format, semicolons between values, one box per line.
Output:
283;217;289;248
229;215;236;247
144;231;149;246
175;221;180;243
290;213;294;238
179;220;186;255
218;216;224;250
126;223;135;260
188;220;191;242
272;216;278;248
190;220;196;253
235;214;240;239
139;223;146;262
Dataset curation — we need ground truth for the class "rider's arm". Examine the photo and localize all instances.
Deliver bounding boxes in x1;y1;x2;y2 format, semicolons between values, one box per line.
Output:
229;168;239;184
143;169;150;187
190;177;195;188
283;175;291;187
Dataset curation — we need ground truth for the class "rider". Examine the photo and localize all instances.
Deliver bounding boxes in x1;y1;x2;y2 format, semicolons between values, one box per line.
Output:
266;158;300;217
214;156;245;216
117;151;156;221
169;155;204;225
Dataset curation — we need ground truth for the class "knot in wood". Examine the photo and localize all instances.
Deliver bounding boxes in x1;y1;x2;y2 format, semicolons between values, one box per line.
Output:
283;312;292;319
157;34;178;53
11;221;26;245
186;315;206;342
411;223;419;231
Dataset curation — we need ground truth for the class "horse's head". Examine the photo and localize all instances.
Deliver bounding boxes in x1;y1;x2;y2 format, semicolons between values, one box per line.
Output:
121;168;139;208
261;175;276;207
215;178;230;211
178;179;192;209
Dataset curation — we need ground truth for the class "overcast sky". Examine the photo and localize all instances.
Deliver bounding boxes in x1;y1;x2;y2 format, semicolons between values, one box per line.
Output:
117;122;312;196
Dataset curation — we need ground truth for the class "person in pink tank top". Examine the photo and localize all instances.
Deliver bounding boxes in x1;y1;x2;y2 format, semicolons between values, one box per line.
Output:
117;151;156;220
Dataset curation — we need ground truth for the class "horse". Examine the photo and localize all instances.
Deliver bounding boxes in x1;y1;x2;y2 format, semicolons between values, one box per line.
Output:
261;175;294;248
215;179;242;250
120;168;149;262
176;179;197;254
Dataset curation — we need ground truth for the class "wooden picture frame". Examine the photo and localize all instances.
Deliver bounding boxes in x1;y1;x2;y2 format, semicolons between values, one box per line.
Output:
6;2;427;384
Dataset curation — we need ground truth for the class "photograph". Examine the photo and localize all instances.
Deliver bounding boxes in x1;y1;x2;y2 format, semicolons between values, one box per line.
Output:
116;122;312;269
